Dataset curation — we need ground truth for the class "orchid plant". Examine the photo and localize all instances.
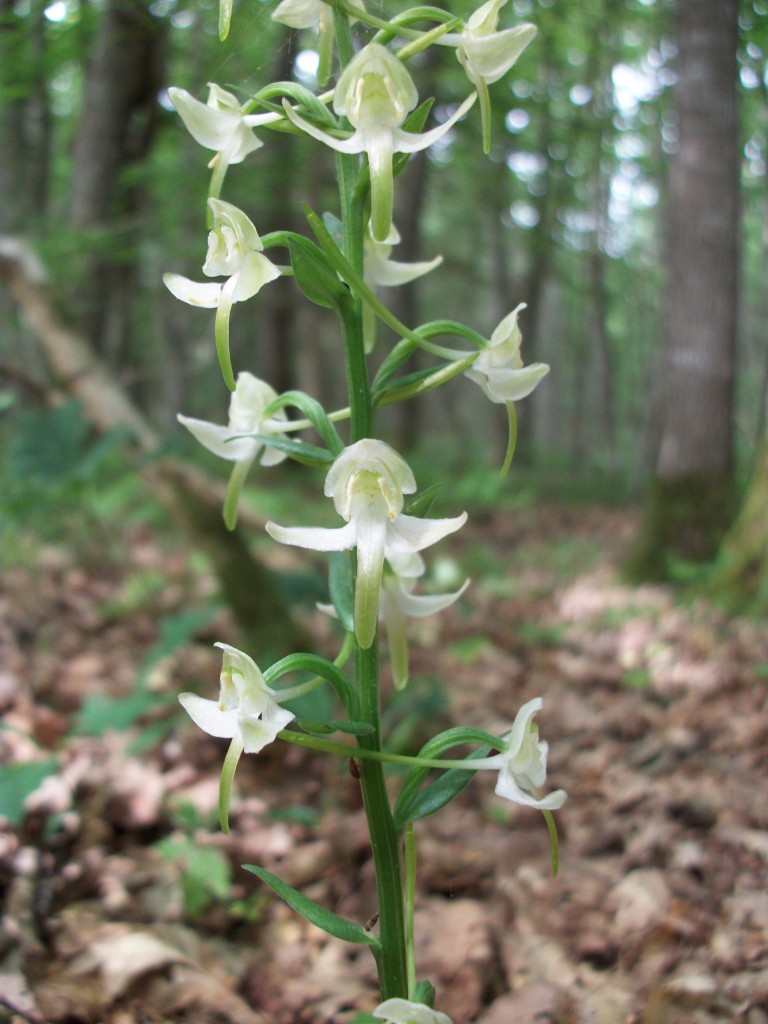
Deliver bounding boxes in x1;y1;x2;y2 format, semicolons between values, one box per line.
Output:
166;2;561;1019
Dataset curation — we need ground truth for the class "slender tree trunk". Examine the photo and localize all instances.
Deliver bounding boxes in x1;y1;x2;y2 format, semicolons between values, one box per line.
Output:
630;0;740;576
68;0;168;368
707;434;768;609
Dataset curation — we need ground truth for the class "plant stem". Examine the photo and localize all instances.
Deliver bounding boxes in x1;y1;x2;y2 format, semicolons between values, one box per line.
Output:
356;639;409;998
331;16;408;994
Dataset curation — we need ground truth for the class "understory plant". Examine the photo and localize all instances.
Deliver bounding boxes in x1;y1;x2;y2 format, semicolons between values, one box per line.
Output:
165;2;566;1019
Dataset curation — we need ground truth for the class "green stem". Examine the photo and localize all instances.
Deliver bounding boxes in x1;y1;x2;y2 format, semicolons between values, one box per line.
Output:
328;33;407;993
279;728;504;770
356;640;409;999
404;822;417;997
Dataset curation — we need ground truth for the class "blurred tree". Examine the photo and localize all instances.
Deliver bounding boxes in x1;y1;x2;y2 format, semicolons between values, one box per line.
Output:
629;0;741;576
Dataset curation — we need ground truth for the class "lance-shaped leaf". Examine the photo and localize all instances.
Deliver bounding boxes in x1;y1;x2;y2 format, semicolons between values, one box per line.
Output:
244;864;381;947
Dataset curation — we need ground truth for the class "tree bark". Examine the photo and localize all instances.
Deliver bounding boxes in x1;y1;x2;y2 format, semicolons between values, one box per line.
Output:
68;0;168;368
630;0;740;576
707;434;768;609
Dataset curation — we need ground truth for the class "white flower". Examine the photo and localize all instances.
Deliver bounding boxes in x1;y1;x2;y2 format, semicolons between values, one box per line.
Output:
179;643;294;754
272;0;363;29
169;83;279;167
281;43;476;241
380;553;468;689
163;199;280;390
486;698;567;810
178;373;288;529
373;998;453;1024
266;439;467;648
439;1;536;151
454;1;536;87
464;303;549;404
364;224;442;288
178;372;287;466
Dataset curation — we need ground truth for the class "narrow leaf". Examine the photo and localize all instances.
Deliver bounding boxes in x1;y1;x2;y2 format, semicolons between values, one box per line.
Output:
403;482;444;518
393;752;488;830
244;864;381;946
248;433;335;465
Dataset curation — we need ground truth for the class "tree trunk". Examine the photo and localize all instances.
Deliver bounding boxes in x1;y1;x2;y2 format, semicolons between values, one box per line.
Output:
630;0;740;577
706;434;768;609
68;0;168;368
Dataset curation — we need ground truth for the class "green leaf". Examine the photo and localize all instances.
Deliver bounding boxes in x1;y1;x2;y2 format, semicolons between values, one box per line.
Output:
266;390;344;455
0;760;59;825
393;726;499;832
329;551;355;633
287;236;348;310
413;980;437;1007
249;433;335;466
403;482;444;518
243;864;381;947
393;749;489;830
74;690;159;736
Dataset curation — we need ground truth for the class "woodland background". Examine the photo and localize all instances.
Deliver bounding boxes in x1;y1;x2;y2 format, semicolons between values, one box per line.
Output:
1;1;768;1023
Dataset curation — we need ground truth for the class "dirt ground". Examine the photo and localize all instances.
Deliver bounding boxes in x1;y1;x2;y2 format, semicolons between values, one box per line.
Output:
1;504;767;1024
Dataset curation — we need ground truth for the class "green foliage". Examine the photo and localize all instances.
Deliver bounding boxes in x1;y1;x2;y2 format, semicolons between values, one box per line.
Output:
243;863;381;947
74;606;217;740
0;758;59;825
157;803;235;918
0;400;162;564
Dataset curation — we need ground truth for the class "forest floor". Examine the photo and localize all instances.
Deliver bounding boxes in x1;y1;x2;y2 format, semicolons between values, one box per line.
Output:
1;502;767;1024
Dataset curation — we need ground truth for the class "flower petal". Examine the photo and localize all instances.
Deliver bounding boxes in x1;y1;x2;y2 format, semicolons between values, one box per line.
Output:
232;251;282;302
466;362;549;403
368;253;443;287
373;998;454;1024
354;507;389;648
169;87;263;160
163;273;222;308
385;511;468;554
239;700;295;754
177;414;259;461
495;767;567;809
179;693;238;739
265;519;359;552
392;91;477;154
393;578;470;617
461;23;537;84
281;100;363;154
